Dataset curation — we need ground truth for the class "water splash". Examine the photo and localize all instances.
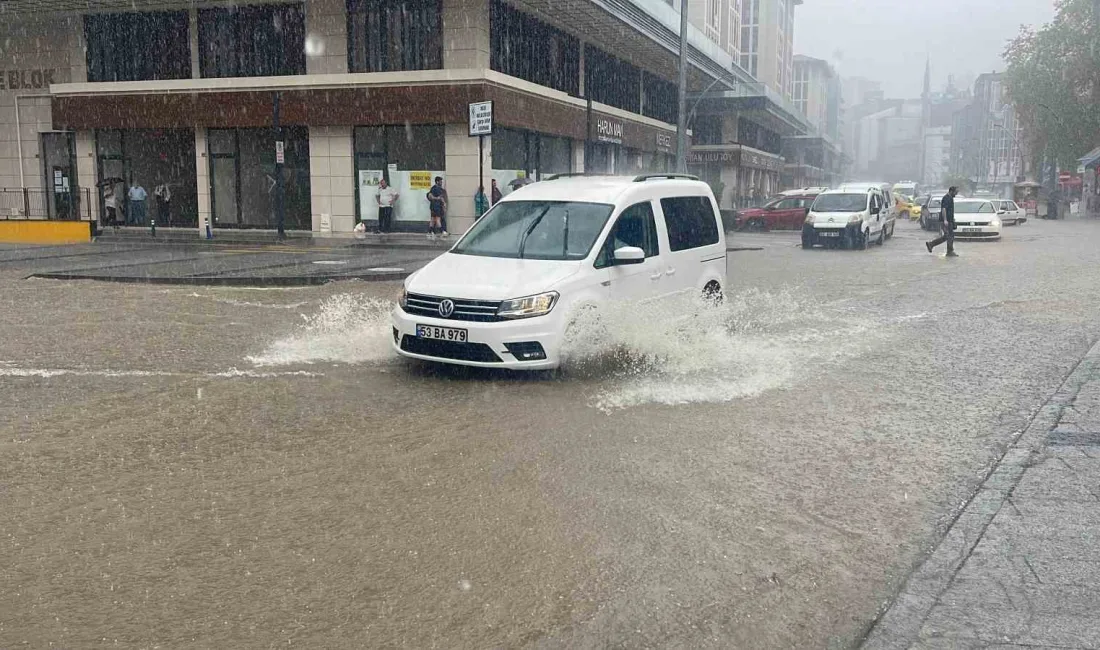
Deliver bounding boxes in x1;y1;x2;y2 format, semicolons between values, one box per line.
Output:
247;293;398;367
559;289;872;411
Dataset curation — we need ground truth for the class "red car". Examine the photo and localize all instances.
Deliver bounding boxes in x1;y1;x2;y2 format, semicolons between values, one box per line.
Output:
735;194;818;230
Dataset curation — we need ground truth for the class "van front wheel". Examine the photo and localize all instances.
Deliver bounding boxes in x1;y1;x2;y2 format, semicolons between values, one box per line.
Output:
702;281;724;306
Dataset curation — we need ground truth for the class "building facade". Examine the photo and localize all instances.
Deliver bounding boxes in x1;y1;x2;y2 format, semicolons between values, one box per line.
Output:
738;0;799;100
949;72;1025;196
3;0;766;235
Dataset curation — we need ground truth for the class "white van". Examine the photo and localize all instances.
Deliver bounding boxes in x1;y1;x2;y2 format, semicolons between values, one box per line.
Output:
802;184;890;249
392;174;727;369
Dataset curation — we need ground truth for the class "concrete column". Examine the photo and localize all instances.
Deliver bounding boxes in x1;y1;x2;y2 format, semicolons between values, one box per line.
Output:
306;0;349;74
68;14;88;84
310;126;355;233
195;128;211;234
443;123;491;235
572;139;585;173
75;131;98;222
442;0;490;69
577;41;586;96
190;8;201;78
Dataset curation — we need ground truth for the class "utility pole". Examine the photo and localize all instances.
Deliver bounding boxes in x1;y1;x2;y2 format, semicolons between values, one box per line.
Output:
273;92;286;239
675;0;689;173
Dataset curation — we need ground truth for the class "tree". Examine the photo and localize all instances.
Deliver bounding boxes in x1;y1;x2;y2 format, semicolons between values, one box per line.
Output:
1003;0;1100;168
941;175;973;194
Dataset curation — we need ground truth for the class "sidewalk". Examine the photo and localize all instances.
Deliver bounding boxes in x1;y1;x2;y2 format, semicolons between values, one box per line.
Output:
863;339;1100;649
97;226;456;251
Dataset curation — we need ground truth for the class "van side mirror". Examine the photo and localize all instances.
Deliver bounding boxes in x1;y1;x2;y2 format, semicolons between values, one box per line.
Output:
612;246;645;265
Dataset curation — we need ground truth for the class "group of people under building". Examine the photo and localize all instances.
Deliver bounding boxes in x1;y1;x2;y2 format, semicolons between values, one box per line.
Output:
100;180;172;230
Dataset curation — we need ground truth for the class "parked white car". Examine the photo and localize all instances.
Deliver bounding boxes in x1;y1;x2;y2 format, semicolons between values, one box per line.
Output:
994;199;1026;225
953;199;1002;239
802;185;890;249
391;174;727;369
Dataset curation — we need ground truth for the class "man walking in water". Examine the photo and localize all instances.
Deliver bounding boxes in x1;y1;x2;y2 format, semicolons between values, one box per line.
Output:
926;186;959;257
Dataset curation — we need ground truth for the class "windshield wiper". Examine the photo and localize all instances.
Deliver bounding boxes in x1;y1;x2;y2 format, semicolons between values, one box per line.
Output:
517;205;552;259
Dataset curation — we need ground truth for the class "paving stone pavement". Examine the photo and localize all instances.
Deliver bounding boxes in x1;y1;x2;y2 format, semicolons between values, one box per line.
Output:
863;338;1100;650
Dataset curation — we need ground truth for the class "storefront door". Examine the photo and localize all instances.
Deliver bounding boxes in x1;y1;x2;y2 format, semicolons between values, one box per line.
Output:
41;132;77;220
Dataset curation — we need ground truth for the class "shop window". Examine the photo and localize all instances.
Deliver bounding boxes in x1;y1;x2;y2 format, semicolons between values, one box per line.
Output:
585;46;640;114
540;136;572;176
491;0;579;95
642;72;677;124
208;127;311;229
85;11;191;82
354;125;446;226
199;3;306;78
693;115;723;145
347;0;442;72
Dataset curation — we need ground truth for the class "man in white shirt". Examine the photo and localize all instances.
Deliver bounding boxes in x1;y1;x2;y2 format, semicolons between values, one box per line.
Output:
376;178;399;233
128;182;148;226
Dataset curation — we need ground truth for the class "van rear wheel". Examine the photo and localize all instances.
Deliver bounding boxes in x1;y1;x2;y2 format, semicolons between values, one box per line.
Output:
703;281;723;305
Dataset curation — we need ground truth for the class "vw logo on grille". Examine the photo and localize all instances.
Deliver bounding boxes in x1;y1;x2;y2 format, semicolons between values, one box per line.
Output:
438;299;455;318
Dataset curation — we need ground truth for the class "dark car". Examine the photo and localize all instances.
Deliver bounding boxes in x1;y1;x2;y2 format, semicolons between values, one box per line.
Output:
920;195;943;230
735;194;818;231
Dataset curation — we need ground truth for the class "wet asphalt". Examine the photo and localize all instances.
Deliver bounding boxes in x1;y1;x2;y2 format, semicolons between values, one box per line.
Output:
2;218;1099;648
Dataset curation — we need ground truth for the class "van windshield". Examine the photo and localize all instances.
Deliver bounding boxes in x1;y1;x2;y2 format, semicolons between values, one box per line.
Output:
812;193;868;212
452;200;614;260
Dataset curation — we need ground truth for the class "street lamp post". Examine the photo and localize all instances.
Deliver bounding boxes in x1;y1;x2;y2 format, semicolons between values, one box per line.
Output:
675;0;689;173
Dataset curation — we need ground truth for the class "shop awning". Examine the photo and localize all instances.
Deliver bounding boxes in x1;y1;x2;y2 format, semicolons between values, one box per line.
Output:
688;83;814;136
1078;145;1100;170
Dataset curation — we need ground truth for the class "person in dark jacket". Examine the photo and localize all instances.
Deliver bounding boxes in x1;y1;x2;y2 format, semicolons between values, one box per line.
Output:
926;186;959;257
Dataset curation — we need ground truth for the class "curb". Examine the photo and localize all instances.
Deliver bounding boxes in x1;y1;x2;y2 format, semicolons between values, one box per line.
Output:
860;335;1100;649
28;270;410;287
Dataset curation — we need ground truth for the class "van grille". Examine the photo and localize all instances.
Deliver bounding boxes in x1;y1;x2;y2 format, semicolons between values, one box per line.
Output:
400;336;502;363
403;293;503;322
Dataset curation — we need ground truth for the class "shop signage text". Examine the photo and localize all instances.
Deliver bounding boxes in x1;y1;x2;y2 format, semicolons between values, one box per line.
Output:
409;171;434;190
0;68;57;91
686;150;737;164
741;150;783;172
656;132;673;150
468;101;494;136
596;118;624;144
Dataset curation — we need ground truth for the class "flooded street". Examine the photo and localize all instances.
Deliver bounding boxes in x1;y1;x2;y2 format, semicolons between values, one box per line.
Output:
3;219;1100;648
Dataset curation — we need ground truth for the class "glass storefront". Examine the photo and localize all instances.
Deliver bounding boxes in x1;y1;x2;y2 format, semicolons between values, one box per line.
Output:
354;125;445;229
208;127;311;229
95;129;198;227
491;128;573;199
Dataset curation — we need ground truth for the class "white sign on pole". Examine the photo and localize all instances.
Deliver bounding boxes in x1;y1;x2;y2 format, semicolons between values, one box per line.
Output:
275;141;285;164
468;101;494;137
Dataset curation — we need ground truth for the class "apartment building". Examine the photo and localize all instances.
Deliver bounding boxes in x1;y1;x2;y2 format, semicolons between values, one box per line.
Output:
950;72;1025;196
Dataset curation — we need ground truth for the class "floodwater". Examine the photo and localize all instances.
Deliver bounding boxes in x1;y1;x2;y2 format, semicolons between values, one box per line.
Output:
3;219;1100;648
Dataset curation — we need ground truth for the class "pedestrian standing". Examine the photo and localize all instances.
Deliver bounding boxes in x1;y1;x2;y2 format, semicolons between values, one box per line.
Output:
376;178;398;233
474;185;489;219
426;176;447;239
490;179;503;205
103;184;119;230
154;182;171;226
926;186;959;257
128;182;148;226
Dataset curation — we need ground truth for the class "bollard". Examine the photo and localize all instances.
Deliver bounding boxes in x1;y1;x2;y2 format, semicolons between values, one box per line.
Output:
203;217;213;240
150;218;156;237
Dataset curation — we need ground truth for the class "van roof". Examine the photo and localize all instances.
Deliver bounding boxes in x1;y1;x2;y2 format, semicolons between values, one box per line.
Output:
500;175;712;205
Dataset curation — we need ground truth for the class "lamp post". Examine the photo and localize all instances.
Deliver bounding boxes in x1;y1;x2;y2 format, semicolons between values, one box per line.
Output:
675;0;689;172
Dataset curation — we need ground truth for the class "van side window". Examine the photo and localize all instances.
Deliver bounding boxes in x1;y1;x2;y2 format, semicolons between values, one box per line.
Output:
661;196;720;252
595;201;659;268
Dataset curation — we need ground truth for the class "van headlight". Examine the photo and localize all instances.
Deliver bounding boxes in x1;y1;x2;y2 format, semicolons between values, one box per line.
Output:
848;214;863;223
805;213;816;224
497;291;559;319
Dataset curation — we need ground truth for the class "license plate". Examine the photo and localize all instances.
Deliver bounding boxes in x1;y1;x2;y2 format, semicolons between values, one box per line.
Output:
818;231;840;238
416;324;468;342
961;227;981;232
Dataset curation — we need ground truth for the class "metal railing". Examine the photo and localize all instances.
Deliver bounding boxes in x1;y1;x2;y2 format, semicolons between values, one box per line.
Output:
0;188;91;221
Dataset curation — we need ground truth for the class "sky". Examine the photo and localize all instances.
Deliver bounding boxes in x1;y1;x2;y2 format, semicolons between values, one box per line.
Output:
793;0;1057;99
